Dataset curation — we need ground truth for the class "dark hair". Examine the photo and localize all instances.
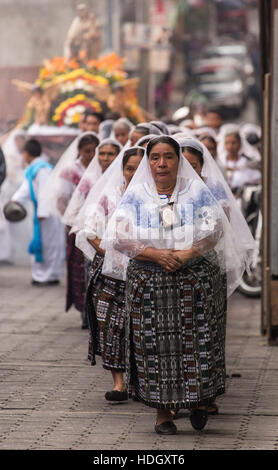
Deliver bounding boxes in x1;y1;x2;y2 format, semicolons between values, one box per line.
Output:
182;146;204;167
225;131;241;143
150;121;170;135
134;125;150;136
136;135;153;147
122;147;144;169
99;141;121;153
84;110;104;123
207;107;222;116
78;134;100;150
146;136;180;159
200;135;217;147
134;123;161;136
24;138;42;157
104;111;121;121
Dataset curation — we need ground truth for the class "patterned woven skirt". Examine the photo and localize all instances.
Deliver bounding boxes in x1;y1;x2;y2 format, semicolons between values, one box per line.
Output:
65;231;85;313
86;253;126;371
125;255;227;410
86;253;104;365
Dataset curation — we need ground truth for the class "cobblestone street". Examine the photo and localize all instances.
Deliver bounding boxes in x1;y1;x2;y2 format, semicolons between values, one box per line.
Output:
0;264;277;451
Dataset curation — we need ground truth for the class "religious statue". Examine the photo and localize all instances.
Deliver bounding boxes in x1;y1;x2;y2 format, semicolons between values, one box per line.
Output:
25;86;51;126
12;81;52;128
64;3;102;62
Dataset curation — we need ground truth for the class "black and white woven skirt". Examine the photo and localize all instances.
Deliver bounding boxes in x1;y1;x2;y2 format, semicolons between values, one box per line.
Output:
125;255;227;410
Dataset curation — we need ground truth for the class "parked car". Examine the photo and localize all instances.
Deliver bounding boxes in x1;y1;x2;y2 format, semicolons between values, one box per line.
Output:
201;42;255;91
187;57;247;116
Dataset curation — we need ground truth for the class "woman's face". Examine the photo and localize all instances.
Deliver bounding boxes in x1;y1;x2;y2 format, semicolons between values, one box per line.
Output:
182;150;203;177
114;127;130;147
130;130;145;147
79;142;98;168
201;138;217;159
224;134;241;157
123;154;142;187
98;144;119;172
148;142;179;188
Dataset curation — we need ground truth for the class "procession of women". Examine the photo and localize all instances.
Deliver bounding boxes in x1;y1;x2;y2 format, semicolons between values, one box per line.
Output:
0;108;261;435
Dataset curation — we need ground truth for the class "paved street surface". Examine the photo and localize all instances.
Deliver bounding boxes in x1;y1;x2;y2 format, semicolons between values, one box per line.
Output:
0;264;277;451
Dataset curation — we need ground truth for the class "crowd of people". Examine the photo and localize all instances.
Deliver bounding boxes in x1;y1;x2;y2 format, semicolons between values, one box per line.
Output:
0;107;261;435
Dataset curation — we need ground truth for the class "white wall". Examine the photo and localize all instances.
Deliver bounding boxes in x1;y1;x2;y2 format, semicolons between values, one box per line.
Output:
0;0;105;67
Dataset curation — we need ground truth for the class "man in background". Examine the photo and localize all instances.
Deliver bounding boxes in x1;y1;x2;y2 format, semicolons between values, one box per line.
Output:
11;139;65;285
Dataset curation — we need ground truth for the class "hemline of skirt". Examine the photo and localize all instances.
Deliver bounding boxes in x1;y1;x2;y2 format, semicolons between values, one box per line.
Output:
87;353;125;372
103;364;126;373
130;388;225;410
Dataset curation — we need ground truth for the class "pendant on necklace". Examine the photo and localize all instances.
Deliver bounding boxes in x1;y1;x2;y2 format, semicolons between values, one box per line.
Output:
161;204;177;228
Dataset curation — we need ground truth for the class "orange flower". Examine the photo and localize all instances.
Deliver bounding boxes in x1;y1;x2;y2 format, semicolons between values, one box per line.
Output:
51;57;67;73
40;68;51;79
87;53;125;73
68;58;79;70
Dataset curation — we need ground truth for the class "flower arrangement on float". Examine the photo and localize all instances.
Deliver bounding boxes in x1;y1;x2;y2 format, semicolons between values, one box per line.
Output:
16;53;145;129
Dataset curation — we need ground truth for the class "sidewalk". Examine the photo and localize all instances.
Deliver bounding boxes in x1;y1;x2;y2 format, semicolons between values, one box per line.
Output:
0;264;277;451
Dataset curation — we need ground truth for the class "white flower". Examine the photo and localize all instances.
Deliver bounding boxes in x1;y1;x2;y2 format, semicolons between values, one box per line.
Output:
74;105;86;113
67;82;75;92
75;79;85;89
195;206;216;232
64;116;73;125
84;84;93;92
66;107;77;117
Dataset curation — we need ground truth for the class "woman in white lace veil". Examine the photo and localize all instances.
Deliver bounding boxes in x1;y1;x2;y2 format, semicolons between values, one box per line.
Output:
217;124;261;191
198;133;227;179
99;135;255;434
39;131;100;328
41;131;100;218
76;146;145;403
136;134;161;149
112;118;134;147
62;138;122;228
176;136;255;258
129;122;162;146
217;123;261;161
75;144;143;261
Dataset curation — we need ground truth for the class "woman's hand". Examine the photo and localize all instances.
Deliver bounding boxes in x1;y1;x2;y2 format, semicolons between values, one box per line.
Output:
88;237;105;257
173;250;192;265
151;249;183;272
136;247;183;272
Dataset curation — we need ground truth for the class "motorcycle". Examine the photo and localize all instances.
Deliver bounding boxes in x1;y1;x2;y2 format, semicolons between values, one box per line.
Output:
235;184;262;297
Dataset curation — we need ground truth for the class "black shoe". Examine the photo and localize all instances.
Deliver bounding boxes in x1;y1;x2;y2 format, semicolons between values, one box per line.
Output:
105;390;128;402
155;421;177;435
31;280;47;286
189;408;208;431
32;279;60;287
